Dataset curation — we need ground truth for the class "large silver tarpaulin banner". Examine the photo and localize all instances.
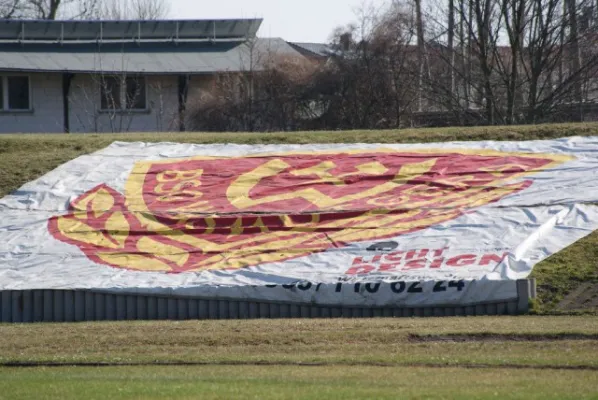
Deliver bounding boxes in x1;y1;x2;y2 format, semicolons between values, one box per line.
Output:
1;137;598;306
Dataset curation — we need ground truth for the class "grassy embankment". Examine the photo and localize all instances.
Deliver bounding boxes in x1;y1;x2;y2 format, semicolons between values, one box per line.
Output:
1;123;597;312
1;125;598;398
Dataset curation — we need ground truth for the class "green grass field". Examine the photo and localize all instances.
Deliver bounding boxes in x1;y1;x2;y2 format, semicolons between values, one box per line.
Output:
2;365;597;400
1;123;597;313
0;317;597;399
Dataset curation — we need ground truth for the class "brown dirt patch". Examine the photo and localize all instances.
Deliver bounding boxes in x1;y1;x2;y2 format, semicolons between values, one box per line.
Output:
408;333;598;343
556;282;598;312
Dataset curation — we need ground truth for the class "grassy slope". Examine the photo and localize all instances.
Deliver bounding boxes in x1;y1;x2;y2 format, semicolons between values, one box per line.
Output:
1;123;597;312
1;317;597;399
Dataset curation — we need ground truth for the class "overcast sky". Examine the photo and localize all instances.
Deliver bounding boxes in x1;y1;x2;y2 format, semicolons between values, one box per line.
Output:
168;0;369;43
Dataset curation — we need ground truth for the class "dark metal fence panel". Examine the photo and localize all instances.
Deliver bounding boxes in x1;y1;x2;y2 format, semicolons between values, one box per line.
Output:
0;279;535;323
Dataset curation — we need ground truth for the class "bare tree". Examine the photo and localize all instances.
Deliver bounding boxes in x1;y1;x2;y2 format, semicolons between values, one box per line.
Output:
0;0;22;18
20;0;100;19
499;0;528;123
23;0;64;19
2;0;169;20
448;0;456;95
566;0;583;109
187;40;324;132
412;0;598;125
415;0;426;111
95;0;170;20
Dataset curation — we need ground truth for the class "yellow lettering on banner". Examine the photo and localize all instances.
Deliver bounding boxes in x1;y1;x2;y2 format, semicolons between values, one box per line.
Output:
190;249;322;272
394;159;436;182
156;169;204;183
355;161;390;176
430;174;478;189
363;178;525;211
156;191;204;203
170;200;214;212
183;216;217;234
204;216;216;234
137;236;189;266
456;182;525;208
155;181;202;196
480;164;528;177
366;194;408;207
57;217;122;249
97;252;172;272
230;217;244;235
403;174;483;198
252;217;269;233
402;184;448;199
104;212;129;247
290;161;337;181
187;231;325;271
71;188;116;218
329;210;460;243
290;161;388;186
227;158;437;210
277;213;320;231
155;170;204;203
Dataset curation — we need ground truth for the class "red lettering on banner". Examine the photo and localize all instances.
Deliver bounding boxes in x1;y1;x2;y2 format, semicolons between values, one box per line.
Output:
384;251;404;262
346;265;375;275
405;249;429;260
345;249;512;274
355;255;383;264
446;254;477;267
403;259;426;270
379;263;399;272
433;247;449;257
480;253;508;266
346;258;375;275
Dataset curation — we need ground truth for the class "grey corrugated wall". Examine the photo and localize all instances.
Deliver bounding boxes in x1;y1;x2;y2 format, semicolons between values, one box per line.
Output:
0;279;534;323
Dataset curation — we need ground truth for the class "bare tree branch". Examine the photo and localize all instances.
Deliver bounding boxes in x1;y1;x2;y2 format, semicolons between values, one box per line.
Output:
95;0;170;20
3;0;168;20
0;0;22;18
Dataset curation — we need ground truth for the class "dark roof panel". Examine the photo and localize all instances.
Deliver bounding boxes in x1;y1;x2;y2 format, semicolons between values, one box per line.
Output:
0;19;262;42
0;37;304;74
289;42;331;58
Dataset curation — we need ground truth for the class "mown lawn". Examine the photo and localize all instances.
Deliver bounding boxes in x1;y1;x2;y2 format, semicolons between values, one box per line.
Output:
0;316;597;399
1;365;597;400
1;123;597;313
0;317;596;366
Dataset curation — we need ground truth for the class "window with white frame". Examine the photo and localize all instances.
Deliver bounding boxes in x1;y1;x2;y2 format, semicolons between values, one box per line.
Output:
100;76;147;111
0;75;31;111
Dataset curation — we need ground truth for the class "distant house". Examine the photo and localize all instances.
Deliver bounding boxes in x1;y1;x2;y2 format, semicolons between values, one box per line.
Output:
0;18;305;133
288;42;332;62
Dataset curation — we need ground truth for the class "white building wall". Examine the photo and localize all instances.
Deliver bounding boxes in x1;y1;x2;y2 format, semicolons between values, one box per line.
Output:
69;74;180;133
0;73;64;133
0;73;207;133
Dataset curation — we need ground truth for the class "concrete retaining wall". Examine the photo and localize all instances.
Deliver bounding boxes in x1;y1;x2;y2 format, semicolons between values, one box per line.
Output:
0;279;535;323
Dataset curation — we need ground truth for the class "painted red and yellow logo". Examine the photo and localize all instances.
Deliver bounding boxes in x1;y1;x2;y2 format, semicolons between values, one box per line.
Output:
48;148;569;273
